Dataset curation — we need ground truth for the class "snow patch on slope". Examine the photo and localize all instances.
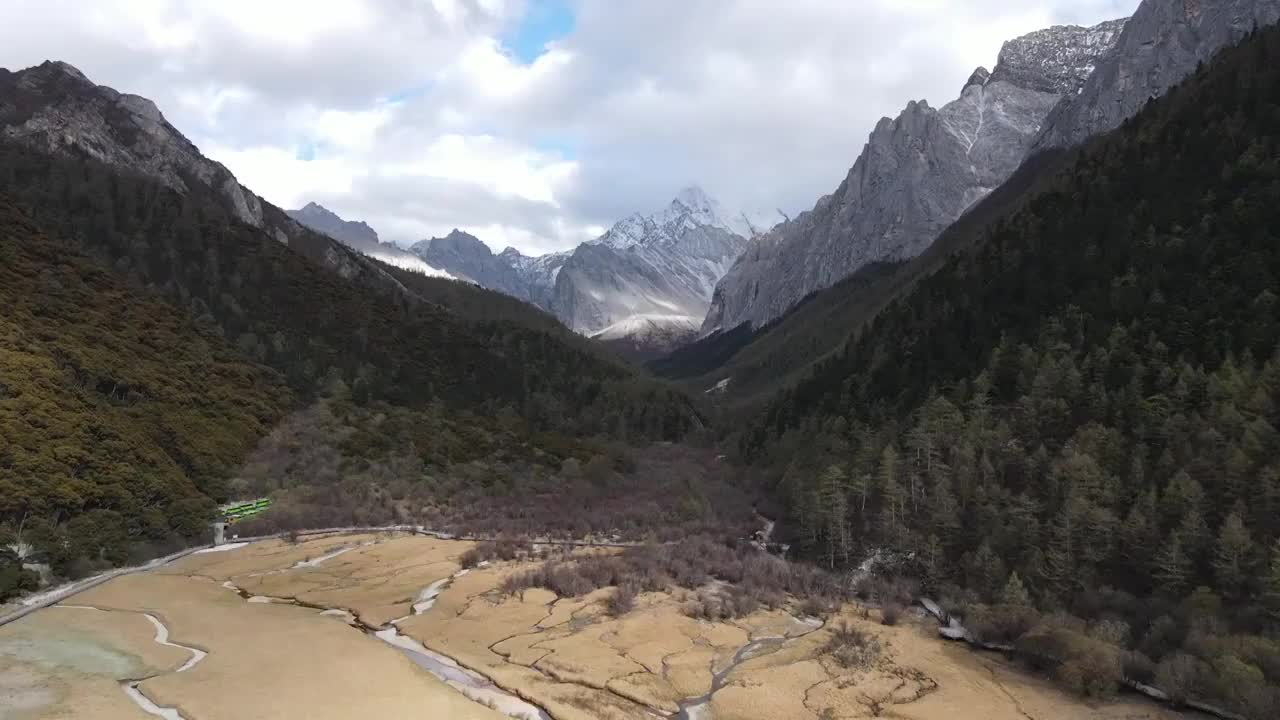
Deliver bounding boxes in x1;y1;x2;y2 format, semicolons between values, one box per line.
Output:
589;313;701;341
367;250;454;279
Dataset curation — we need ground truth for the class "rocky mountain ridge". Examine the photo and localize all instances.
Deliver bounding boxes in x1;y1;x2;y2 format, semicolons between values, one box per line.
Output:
288;202;452;278
0;60;397;286
412;229;565;309
702;18;1128;333
420;186;783;344
1034;0;1280;151
1;61;283;238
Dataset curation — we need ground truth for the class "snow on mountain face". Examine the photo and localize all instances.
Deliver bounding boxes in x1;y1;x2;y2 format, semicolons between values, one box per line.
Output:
412;230;566;309
364;250;453;279
588;314;702;362
554;187;769;337
589;313;701;341
594;186;784;252
421;187;771;350
703;18;1126;334
1034;0;1280;151
989;19;1128;94
288;203;453;279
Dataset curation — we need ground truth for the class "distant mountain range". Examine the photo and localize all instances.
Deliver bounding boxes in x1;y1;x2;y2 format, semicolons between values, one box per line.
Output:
287;202;452;278
281;186;778;357
416;187;783;347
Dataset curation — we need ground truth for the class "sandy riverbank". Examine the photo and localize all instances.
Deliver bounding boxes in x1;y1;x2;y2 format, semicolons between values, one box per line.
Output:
1;532;1187;720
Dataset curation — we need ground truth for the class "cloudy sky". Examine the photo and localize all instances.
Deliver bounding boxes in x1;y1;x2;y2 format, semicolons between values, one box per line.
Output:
0;0;1133;254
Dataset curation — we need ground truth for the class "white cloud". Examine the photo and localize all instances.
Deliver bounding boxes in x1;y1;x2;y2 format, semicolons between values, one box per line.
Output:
0;0;1137;254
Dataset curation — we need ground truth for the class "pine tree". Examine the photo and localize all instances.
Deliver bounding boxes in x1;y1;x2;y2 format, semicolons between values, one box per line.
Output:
1263;539;1280;623
1212;512;1252;598
999;571;1032;607
927;474;960;549
1176;508;1212;569
1154;533;1192;597
816;464;849;569
967;542;1006;602
877;446;903;544
1041;509;1074;600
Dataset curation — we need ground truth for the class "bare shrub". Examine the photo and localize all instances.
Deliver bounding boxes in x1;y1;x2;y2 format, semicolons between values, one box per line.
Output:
797;595;833;619
685;592;727;622
1155;652;1203;707
965;604;1040;645
458;547;484;569
1016;625;1124;698
606;584;637;617
494;539;519;561
1122;651;1156;685
825;622;882;669
460;539;523;569
881;602;903;626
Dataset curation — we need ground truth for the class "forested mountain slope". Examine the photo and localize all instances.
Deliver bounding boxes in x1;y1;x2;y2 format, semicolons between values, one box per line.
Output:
650;262;905;405
750;25;1280;717
0;139;701;441
0;198;293;574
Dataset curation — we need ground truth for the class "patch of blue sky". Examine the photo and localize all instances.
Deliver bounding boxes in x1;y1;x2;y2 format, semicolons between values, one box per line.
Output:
535;134;578;160
502;0;575;65
385;81;434;104
295;140;317;162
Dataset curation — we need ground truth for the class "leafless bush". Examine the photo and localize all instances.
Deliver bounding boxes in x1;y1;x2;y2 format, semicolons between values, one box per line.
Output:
1122;651;1156;685
460;540;522;569
965;604;1041;645
1015;625;1124;698
881;602;903;626
1155;653;1203;707
825;621;882;669
798;595;834;619
498;536;849;620
606;584;637;616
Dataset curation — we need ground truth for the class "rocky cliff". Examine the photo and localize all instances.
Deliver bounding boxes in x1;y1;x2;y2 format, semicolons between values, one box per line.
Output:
0;61;287;239
1034;0;1280;151
0;61;392;285
421;187;781;343
413;230;566;310
289;202;451;277
703;19;1126;333
551;187;769;336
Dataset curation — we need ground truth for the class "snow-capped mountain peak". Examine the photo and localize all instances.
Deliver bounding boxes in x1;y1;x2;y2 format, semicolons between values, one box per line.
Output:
593;186;782;252
422;185;782;353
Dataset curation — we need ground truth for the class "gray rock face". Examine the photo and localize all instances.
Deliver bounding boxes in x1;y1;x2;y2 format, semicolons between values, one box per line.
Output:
1035;0;1280;151
289;202;380;249
289;203;452;277
412;230;566;309
590;314;701;362
990;20;1129;94
552;187;765;335
704;19;1126;333
422;187;780;344
0;61;422;293
0;61;277;232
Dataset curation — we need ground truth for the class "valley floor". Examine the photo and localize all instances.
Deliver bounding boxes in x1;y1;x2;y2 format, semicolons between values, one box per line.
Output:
0;533;1188;720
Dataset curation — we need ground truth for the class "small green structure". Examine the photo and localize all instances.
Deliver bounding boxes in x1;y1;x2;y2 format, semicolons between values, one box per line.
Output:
220;498;271;524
